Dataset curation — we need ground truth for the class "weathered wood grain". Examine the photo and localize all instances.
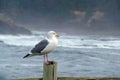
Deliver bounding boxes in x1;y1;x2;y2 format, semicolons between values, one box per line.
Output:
43;61;57;80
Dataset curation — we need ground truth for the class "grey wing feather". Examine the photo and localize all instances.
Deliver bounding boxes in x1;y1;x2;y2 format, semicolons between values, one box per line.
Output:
31;39;49;53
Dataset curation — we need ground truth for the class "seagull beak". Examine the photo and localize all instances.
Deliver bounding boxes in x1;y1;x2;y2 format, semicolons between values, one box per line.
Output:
55;34;60;37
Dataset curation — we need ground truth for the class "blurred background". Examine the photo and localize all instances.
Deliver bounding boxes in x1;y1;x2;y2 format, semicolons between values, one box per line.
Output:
0;0;120;36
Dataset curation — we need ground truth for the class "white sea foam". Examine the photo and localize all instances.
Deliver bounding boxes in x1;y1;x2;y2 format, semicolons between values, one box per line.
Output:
0;34;44;46
0;32;120;49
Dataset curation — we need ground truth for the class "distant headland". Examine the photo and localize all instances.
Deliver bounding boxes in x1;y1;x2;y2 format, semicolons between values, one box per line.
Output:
0;19;32;35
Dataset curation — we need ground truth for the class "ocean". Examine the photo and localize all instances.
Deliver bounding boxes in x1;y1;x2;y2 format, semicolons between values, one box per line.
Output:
0;31;120;79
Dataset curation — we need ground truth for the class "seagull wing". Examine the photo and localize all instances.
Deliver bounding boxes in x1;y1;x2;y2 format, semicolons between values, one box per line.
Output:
31;39;49;53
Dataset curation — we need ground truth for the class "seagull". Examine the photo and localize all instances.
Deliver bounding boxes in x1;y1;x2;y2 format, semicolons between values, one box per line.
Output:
23;31;60;64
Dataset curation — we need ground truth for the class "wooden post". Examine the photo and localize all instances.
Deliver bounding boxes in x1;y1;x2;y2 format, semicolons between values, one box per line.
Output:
43;61;57;80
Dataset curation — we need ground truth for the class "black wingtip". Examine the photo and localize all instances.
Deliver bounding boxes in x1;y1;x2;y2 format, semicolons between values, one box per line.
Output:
23;54;30;59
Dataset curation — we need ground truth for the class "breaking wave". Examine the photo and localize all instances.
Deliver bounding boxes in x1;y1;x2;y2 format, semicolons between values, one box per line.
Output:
0;31;120;49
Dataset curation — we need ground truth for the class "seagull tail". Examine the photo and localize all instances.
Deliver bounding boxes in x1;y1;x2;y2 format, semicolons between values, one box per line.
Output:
23;53;31;58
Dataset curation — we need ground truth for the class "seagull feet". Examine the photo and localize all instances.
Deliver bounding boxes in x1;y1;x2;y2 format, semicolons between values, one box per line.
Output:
44;61;53;65
44;61;50;65
48;61;53;63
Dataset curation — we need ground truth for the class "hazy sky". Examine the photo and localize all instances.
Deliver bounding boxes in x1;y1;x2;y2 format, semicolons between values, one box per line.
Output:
0;0;120;35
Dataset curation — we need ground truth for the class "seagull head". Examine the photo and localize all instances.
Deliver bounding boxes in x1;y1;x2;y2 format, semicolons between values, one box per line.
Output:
47;31;60;38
